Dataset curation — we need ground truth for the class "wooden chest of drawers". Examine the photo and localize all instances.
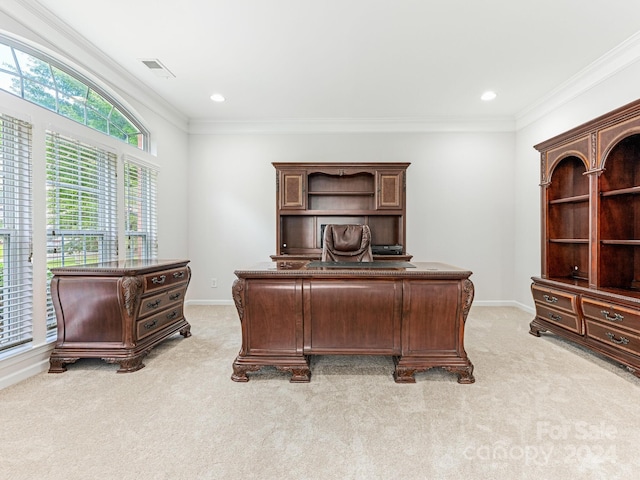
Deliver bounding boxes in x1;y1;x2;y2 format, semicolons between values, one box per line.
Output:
49;259;191;373
531;278;640;378
531;284;582;334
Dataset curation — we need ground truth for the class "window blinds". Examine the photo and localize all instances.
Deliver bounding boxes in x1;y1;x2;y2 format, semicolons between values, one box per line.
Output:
124;157;158;260
45;132;118;330
0;113;33;352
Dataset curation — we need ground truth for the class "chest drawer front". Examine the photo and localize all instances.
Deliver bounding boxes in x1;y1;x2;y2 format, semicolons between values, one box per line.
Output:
582;298;640;334
586;320;640;357
137;305;184;339
139;286;187;318
143;267;189;293
535;304;582;334
531;284;578;313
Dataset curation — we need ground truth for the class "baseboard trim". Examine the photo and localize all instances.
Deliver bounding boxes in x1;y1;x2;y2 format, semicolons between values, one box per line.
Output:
469;299;535;314
186;299;235;306
0;343;54;390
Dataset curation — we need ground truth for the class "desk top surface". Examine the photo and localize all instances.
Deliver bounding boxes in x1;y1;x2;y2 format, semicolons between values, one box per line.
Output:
51;259;190;276
235;261;472;279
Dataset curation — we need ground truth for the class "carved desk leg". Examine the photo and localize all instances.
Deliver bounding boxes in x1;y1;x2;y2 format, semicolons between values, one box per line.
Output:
393;359;475;384
179;324;192;338
48;356;79;373
444;363;475;384
529;318;547;337
231;362;262;382
231;358;311;382
103;350;149;373
393;363;419;383
277;364;311;383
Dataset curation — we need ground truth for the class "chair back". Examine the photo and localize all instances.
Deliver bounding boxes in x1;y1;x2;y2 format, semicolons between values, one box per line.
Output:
321;224;373;262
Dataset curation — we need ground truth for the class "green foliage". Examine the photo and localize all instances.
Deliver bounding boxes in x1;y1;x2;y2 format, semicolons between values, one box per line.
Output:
2;43;145;148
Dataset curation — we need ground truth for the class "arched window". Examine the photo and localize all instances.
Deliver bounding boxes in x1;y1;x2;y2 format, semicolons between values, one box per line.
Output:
0;35;148;151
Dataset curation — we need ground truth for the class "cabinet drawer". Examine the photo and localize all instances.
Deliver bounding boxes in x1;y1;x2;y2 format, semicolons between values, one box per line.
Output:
137;305;184;339
142;267;189;293
582;298;640;335
139;286;186;318
586;320;640;357
535;304;582;334
531;285;578;313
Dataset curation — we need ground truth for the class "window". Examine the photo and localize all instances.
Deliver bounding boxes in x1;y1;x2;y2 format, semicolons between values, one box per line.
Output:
0;35;148;151
45;132;118;331
124;157;158;260
0;114;33;352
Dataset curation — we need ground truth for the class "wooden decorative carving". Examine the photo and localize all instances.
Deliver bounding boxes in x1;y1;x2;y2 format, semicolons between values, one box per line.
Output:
232;278;245;322
462;278;474;321
121;275;143;317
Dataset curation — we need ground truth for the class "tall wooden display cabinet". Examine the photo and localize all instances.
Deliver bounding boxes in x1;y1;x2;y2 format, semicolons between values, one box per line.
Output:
531;99;640;378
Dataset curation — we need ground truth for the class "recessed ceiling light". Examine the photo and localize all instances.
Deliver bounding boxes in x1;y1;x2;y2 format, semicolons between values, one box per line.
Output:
210;93;225;102
481;91;497;101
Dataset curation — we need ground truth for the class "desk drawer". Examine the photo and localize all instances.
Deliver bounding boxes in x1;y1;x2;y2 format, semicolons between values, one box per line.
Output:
137;305;184;339
535;304;582;334
586;320;640;357
139;286;186;318
142;267;189;293
531;284;578;313
582;298;640;335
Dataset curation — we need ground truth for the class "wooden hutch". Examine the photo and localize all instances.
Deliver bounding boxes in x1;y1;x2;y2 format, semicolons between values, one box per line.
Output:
530;99;640;378
271;162;411;261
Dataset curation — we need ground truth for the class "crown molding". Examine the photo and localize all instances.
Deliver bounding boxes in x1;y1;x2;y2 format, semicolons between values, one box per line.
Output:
1;0;189;133
515;30;640;130
189;116;516;135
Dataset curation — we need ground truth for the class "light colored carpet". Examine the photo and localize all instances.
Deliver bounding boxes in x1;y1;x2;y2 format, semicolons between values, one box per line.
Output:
1;305;638;480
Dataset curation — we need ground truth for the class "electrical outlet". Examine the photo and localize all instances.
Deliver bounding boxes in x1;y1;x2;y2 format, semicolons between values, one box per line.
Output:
211;278;217;288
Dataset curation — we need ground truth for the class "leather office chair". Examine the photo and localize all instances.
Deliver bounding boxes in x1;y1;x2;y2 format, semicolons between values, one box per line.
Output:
321;224;373;262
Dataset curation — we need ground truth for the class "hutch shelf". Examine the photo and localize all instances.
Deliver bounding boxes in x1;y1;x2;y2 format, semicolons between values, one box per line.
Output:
271;162;411;261
531;99;640;378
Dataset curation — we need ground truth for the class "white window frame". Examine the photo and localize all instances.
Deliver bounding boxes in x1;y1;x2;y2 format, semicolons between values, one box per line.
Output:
124;156;158;260
0;113;33;353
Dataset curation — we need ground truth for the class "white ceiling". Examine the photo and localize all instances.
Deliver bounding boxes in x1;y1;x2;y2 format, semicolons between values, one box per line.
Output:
28;1;640;124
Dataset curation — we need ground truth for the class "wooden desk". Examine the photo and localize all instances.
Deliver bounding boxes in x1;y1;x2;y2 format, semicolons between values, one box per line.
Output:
231;261;475;383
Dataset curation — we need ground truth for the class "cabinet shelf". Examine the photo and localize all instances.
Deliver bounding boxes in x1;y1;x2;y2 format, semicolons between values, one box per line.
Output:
281;209;400;216
549;238;588;244
549;194;589;204
601;185;640;197
601;240;640;245
308;191;375;196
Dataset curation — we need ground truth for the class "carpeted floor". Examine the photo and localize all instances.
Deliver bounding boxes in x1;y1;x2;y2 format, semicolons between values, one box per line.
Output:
1;305;638;480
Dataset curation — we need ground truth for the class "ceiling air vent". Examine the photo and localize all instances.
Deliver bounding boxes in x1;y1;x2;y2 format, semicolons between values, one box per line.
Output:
140;58;175;78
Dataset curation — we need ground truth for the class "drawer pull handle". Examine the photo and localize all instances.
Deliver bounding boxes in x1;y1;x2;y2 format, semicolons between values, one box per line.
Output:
169;293;182;301
548;313;562;322
152;275;166;285
146;299;161;309
173;271;185;279
166;310;178;320
605;332;629;345
601;310;624;322
144;319;157;330
543;295;558;304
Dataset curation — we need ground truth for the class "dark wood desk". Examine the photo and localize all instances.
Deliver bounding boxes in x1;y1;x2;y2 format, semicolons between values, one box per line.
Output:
231;261;475;383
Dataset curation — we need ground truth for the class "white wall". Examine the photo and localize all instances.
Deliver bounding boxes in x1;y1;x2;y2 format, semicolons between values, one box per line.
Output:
187;131;516;304
513;60;640;310
0;11;190;389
